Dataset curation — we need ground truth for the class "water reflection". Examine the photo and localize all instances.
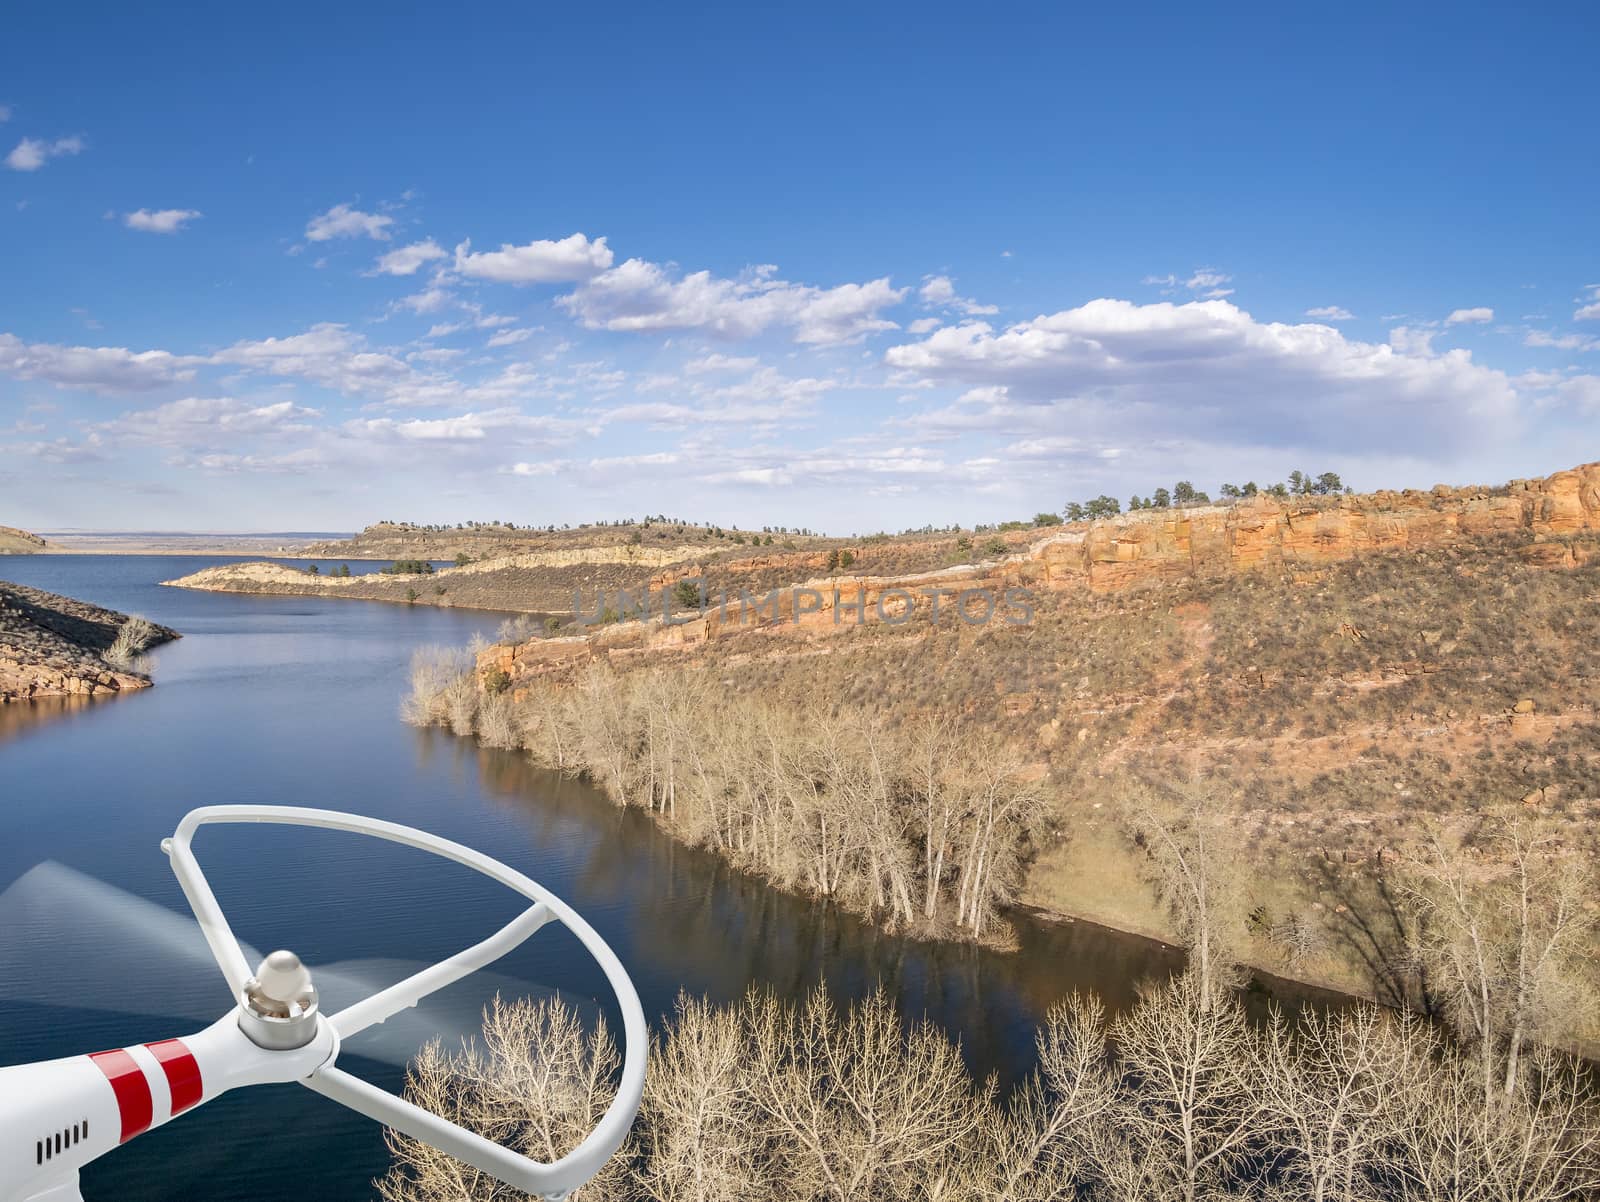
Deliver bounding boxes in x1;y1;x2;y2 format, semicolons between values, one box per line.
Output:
449;732;1345;1087
0;693;115;742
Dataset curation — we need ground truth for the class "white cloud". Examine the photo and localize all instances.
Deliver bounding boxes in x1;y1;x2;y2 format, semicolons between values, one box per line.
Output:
885;298;1522;455
305;203;394;242
163;449;326;474
5;135;84;171
210;323;413;395
1305;306;1354;321
124;208;202;234
373;239;446;276
703;445;948;489
684;353;758;374
1388;326;1437;357
0;332;198;392
350;408;571;445
908;317;942;334
1182;270;1233;298
919;274;998;316
1445;306;1493;325
453;234;613;284
12;437;107;464
97;397;321;444
485;327;533;348
601;365;833;428
563;260;907;345
1144;267;1234;300
1525;330;1598;352
1574;288;1600;322
393;287;454;315
1556;375;1600;413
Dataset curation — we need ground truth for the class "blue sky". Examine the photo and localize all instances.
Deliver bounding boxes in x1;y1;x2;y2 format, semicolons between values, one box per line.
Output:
2;1;1596;533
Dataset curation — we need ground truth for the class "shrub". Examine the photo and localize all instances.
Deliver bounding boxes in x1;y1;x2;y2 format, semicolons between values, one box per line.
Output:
104;615;157;671
400;646;471;726
382;559;435;575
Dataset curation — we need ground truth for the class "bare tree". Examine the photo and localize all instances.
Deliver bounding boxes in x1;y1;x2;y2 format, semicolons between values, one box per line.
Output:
378;996;628;1202
745;985;992;1202
378;976;1600;1202
904;713;967;922
401;646;472;727
633;993;763;1202
1129;790;1251;1012
1109;970;1269;1202
953;746;1045;938
1259;1003;1436;1202
987;994;1114;1202
1401;818;1595;1105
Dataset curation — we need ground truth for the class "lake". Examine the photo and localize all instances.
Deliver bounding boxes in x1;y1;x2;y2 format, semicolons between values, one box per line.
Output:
0;555;1310;1201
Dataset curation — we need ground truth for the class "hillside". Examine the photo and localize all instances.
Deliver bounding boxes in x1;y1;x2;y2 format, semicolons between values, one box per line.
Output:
0;582;178;702
170;465;1600;623
301;518;834;564
0;526;47;555
408;461;1600;1003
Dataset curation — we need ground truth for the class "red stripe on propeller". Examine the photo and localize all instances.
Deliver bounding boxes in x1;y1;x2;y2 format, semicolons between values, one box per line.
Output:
89;1049;153;1142
145;1039;204;1116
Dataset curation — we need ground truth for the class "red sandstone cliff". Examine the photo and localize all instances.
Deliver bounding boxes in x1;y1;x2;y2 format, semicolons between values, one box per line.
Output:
482;462;1600;686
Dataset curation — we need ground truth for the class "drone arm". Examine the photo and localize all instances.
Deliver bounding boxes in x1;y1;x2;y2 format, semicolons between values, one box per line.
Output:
0;1013;332;1202
328;901;554;1040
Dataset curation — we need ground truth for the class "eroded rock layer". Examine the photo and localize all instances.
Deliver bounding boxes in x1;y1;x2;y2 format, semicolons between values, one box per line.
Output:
0;582;177;702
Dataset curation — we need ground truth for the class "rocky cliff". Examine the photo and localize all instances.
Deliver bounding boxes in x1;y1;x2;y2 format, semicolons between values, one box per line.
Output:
483;462;1600;685
465;465;1600;998
0;582;178;702
0;526;47;555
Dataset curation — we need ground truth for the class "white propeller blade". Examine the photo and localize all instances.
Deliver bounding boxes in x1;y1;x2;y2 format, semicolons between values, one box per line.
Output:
0;862;594;1067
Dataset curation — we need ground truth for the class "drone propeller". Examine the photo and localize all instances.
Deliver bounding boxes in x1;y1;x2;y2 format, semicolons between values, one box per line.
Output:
0;807;645;1202
0;862;595;1068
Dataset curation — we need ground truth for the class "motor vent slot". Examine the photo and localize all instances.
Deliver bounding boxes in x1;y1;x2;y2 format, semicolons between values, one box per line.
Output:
36;1121;86;1163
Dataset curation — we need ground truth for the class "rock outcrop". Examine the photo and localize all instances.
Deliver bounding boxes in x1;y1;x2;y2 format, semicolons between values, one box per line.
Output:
0;525;47;555
0;582;178;702
481;462;1600;687
1037;462;1600;591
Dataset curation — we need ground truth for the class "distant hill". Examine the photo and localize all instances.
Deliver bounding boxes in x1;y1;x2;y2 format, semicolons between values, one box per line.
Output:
0;525;46;554
302;518;830;563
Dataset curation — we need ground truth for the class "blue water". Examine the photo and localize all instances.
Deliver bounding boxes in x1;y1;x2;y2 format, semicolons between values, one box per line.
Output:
0;555;1213;1201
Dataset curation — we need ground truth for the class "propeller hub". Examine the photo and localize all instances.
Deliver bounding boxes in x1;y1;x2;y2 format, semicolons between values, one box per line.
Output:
238;949;320;1050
